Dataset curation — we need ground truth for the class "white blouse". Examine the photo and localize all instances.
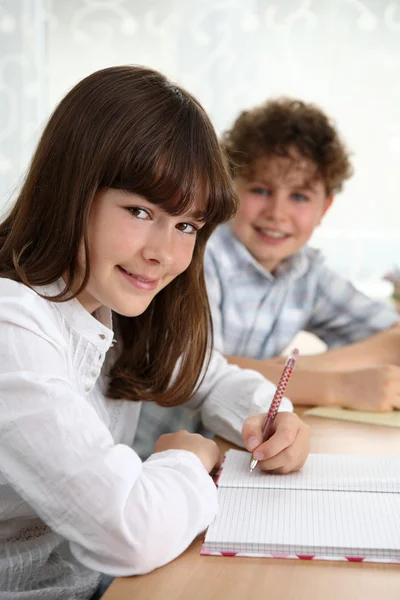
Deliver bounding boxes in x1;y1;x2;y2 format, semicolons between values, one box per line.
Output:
0;278;292;599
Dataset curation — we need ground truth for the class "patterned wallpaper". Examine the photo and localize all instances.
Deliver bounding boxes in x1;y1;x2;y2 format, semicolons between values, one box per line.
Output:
1;0;400;282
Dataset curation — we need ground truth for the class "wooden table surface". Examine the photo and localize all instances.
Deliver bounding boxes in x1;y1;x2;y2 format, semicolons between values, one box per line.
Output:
103;408;400;600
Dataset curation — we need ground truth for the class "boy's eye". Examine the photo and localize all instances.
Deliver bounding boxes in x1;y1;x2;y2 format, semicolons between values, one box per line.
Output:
250;187;270;197
176;222;198;235
126;206;151;219
291;193;309;202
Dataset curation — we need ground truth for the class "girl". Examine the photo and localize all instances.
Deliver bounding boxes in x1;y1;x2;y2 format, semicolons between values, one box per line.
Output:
0;66;310;599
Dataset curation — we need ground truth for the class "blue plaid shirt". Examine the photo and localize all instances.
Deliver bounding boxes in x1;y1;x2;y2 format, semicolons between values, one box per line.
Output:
133;223;398;459
205;223;398;357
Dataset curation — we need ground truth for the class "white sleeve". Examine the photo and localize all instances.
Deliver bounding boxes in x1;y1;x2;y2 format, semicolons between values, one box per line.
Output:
187;349;293;447
0;293;217;577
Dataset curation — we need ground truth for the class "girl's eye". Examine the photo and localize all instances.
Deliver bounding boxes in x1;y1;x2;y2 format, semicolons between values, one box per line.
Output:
176;222;198;235
250;187;270;197
126;206;151;219
291;193;309;203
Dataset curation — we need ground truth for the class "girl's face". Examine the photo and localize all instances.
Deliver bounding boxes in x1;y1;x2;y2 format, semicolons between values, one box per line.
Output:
77;188;204;316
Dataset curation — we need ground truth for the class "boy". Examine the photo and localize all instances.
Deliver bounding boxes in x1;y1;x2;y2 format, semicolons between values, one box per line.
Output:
133;98;400;460
205;97;400;410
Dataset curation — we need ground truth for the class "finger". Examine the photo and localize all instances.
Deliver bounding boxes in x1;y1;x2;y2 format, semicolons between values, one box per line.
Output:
257;425;310;473
242;413;266;451
256;447;295;473
252;423;297;462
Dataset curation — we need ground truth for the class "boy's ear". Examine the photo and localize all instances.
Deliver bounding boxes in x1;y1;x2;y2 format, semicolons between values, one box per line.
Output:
320;193;334;220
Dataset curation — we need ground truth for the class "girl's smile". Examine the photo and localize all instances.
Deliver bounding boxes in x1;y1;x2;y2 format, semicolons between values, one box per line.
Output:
117;266;159;291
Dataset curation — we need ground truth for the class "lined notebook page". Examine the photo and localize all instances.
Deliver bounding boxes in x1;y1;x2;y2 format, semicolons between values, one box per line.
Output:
203;450;400;559
218;450;400;493
204;487;400;558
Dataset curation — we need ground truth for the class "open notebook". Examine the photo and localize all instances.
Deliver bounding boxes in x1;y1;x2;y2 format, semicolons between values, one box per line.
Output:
201;449;400;563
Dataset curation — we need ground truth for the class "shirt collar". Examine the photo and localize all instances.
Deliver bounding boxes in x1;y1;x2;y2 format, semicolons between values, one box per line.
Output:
33;279;114;352
220;223;311;281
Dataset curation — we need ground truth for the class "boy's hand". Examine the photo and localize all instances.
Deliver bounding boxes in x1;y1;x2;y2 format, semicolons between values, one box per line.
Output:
338;365;400;411
242;412;310;474
154;430;220;474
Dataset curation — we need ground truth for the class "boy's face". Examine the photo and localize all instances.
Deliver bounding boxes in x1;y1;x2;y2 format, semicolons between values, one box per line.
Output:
231;155;333;273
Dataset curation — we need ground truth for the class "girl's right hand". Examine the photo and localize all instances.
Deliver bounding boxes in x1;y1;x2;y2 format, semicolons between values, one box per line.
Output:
153;430;220;474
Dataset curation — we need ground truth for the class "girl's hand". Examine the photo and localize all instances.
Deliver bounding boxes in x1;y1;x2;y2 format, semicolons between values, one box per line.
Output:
242;412;310;474
154;430;220;474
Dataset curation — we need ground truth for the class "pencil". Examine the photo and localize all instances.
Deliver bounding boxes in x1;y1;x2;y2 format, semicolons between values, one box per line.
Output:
249;348;299;473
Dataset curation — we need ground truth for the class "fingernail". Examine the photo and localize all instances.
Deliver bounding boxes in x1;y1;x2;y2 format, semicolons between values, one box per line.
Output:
253;450;265;461
246;436;260;451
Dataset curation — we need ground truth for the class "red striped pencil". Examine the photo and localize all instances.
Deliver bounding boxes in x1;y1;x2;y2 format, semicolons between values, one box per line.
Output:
249;348;299;473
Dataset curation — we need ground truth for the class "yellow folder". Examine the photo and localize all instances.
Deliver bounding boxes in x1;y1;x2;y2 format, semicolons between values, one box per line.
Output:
304;406;400;428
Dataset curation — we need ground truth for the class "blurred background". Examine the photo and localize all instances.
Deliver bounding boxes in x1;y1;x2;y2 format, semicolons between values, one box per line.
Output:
1;0;400;298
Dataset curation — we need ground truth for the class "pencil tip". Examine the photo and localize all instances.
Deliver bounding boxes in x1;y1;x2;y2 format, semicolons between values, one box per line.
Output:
249;458;257;473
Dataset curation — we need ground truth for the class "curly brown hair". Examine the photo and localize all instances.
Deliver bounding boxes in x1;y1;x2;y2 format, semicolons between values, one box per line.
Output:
222;97;353;194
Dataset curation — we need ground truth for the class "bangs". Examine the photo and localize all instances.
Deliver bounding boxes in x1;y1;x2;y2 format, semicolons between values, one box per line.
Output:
101;98;236;227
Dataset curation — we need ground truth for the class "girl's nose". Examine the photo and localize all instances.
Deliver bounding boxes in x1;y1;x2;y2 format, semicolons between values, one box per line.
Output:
141;227;175;266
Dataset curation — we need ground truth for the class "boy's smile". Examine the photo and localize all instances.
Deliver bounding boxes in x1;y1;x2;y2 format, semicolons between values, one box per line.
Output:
253;226;291;245
231;155;333;274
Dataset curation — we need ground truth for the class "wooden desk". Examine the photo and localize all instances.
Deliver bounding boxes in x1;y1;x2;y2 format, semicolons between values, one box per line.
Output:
103;409;400;600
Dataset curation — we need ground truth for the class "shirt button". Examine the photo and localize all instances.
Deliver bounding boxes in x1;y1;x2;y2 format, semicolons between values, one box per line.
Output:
85;384;91;393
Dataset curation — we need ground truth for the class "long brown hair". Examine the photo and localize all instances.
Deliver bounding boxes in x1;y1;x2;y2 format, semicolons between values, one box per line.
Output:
0;65;236;406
